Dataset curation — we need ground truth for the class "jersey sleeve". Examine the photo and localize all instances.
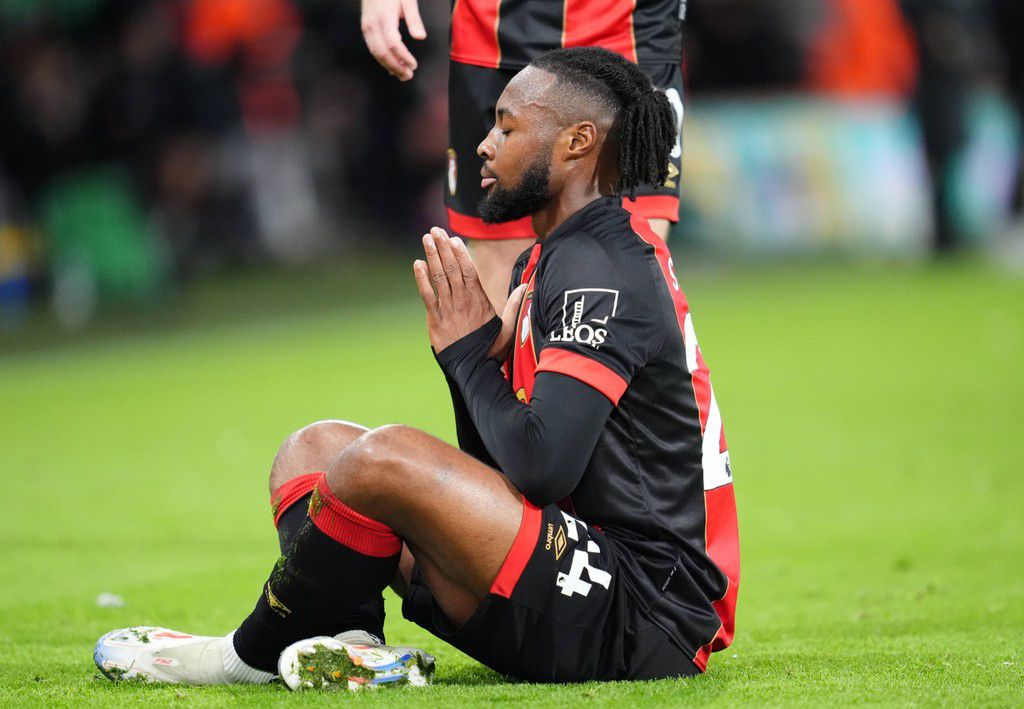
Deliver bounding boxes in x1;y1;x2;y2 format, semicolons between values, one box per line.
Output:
535;238;663;405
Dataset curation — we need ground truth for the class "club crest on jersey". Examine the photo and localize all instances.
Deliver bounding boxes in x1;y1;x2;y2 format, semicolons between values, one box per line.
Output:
446;148;457;197
548;288;619;350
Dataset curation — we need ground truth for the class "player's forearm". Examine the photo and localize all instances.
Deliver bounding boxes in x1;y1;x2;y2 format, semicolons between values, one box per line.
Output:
439;365;500;468
436;320;611;505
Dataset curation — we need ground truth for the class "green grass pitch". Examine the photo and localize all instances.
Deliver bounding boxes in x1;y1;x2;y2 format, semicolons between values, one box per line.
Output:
1;259;1022;706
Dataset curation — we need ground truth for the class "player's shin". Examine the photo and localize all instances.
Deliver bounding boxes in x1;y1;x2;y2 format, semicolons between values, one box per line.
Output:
232;476;401;672
272;474;387;642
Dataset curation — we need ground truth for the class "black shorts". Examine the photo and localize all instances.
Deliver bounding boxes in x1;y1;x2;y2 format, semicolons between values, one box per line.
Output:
402;502;700;682
445;61;685;240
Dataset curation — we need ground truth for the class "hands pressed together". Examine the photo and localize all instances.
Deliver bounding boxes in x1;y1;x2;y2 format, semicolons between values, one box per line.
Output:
414;228;528;360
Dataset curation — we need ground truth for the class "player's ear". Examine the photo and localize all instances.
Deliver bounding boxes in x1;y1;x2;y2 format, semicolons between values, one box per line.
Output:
565;121;598;160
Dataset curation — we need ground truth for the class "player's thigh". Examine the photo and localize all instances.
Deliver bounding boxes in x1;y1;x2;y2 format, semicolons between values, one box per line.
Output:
469;236;535;310
327;425;523;620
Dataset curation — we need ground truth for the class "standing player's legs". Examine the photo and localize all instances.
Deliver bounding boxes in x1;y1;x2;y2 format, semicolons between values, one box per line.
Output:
621;63;685;243
469;237;536;309
446;61;534;310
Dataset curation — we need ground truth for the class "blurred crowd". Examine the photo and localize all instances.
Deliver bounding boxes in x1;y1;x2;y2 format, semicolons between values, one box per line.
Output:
1;0;1022;326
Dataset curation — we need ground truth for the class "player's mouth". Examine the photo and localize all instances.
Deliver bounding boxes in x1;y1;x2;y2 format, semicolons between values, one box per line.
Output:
480;167;497;190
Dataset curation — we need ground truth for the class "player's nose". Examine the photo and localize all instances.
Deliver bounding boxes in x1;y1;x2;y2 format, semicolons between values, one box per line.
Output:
477;130;497;161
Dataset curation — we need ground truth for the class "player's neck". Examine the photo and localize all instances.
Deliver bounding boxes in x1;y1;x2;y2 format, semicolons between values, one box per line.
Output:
532;182;604;239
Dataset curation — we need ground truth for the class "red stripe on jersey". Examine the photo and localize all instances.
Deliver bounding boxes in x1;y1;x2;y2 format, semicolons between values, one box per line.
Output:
521;242;543;283
562;0;637;62
508;244;543;400
450;0;501;69
631;212;739;667
629;213;712;431
693;484;740;671
622;194;681;223
447;207;534;241
536;348;628;405
691;348;713;433
490;500;542;598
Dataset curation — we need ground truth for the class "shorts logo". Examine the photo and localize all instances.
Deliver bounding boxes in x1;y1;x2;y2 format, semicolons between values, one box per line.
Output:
555;511;611;598
547;288;619;350
554;526;567;560
544;522;568;560
446;148;457;197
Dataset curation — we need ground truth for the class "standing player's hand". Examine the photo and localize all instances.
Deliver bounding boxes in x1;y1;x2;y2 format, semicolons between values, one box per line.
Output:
360;0;426;81
415;228;502;354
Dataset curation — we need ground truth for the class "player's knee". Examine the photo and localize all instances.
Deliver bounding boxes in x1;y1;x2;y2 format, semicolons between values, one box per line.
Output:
269;420;368;493
324;424;422;508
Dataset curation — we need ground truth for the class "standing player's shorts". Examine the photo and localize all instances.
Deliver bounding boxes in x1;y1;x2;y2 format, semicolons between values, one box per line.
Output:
445;61;685;241
402;502;700;682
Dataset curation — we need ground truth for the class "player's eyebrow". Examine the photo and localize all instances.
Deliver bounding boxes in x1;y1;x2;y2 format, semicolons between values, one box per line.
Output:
496;106;515;121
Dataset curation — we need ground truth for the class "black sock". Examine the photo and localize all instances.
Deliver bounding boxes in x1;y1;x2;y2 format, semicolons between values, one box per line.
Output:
235;485;400;672
275;493;387;643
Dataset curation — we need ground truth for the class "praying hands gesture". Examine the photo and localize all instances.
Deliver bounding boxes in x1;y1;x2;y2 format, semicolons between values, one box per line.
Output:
414;227;528;359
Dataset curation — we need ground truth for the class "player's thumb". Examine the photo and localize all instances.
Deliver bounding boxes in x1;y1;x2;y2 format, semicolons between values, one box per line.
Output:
489;284;528;361
402;0;427;39
502;284;528;324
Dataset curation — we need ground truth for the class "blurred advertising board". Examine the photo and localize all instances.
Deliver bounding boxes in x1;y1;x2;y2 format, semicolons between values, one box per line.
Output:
678;93;1020;255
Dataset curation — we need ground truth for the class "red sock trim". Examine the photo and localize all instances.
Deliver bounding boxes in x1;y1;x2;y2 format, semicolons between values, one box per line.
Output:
490;500;542;599
308;476;402;557
271;473;323;527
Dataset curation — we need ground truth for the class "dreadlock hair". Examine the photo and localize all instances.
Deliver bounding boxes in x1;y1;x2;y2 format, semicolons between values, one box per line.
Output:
530;46;677;198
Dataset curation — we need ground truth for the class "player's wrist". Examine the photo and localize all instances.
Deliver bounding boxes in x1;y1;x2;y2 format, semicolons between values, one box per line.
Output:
434;316;502;371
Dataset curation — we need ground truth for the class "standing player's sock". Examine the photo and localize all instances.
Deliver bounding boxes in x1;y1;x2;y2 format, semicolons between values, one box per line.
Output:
233;476;401;672
271;474;387;642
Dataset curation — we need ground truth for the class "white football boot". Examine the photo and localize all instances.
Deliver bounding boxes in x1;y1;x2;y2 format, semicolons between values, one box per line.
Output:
94;627;274;685
278;630;435;691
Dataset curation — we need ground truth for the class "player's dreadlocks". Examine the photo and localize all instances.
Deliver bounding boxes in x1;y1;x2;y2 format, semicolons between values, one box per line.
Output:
531;46;677;198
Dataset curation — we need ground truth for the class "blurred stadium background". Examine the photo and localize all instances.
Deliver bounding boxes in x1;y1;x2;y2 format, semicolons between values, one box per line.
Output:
1;0;1023;330
1;0;1023;704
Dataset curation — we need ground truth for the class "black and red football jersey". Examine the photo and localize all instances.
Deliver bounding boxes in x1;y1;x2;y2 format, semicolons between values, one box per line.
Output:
450;0;684;70
506;196;738;669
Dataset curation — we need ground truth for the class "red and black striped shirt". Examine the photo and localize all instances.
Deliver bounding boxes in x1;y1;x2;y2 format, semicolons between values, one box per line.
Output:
450;0;684;69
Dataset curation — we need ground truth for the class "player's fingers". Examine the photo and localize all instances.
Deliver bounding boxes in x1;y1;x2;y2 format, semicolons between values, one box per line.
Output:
413;260;438;313
431;228;466;297
381;24;417;78
401;0;427;40
450;237;481;286
422;233;451;300
362;26;402;77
